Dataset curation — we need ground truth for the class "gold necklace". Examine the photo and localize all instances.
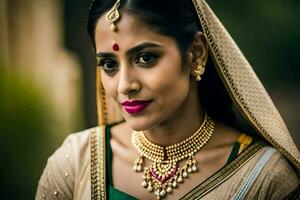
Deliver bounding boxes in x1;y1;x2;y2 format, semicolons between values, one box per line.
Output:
131;114;215;199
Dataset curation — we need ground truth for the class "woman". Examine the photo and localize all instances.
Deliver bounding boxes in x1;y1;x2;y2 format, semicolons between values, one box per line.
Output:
36;0;300;199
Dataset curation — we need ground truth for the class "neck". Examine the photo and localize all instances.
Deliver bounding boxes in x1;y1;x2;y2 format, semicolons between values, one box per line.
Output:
144;82;205;146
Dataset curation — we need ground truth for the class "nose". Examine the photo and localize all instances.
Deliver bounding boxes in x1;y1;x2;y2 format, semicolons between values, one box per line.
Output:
117;65;141;96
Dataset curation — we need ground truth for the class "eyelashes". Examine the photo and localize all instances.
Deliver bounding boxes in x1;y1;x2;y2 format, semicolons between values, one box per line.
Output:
97;59;118;74
134;52;159;65
97;52;160;75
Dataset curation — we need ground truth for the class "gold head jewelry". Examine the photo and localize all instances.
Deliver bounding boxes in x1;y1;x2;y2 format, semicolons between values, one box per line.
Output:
106;0;121;51
131;114;215;199
194;64;205;81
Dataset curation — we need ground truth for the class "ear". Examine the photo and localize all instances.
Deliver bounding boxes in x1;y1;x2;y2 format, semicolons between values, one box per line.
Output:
188;32;208;70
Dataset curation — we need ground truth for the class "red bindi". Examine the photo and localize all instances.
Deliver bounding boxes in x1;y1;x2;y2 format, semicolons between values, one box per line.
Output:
112;43;119;51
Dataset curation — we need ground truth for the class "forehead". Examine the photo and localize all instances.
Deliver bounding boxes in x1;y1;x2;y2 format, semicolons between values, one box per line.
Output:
94;11;176;53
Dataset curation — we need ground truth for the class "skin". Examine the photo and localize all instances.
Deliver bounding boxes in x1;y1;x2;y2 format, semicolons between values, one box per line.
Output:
95;11;240;200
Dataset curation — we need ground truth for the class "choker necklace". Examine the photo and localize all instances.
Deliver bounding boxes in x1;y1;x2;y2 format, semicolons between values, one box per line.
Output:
131;114;215;199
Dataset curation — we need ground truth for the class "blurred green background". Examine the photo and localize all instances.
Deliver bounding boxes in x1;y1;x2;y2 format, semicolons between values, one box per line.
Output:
0;0;299;199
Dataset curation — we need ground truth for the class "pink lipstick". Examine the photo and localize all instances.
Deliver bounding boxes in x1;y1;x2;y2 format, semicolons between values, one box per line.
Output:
121;100;153;114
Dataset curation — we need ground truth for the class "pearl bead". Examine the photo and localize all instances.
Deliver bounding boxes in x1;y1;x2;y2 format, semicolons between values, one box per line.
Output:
147;186;154;192
142;180;148;188
111;24;116;31
160;190;166;197
177;176;183;183
182;171;188;178
155;189;160;196
133;165;137;171
187;168;192;173
166;187;172;193
137;165;142;172
172;181;178;188
192;166;197;172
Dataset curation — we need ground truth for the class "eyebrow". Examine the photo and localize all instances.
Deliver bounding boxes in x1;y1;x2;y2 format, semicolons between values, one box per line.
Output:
96;42;163;58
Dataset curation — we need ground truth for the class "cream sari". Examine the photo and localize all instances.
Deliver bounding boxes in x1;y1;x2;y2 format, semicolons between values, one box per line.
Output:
36;0;300;199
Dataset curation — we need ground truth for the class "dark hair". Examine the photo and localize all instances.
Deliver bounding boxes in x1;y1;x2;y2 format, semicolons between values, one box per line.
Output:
87;0;201;54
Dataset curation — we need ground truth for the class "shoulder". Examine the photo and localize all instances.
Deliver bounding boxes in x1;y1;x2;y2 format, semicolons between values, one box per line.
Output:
263;147;299;182
250;146;299;199
35;127;103;200
47;127;99;173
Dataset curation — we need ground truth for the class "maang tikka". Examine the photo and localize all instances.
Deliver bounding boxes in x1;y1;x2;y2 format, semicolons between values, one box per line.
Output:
106;0;121;51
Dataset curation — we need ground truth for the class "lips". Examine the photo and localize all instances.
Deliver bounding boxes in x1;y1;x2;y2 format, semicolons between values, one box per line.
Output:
121;100;153;114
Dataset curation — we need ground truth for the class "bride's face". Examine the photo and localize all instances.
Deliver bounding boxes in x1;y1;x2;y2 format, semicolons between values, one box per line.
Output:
95;12;192;131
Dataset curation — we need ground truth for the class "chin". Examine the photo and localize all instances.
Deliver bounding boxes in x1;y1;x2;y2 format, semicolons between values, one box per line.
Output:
126;119;150;131
125;115;160;131
125;112;169;131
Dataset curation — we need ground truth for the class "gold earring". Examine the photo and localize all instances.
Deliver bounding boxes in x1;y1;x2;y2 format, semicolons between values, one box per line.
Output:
194;65;205;81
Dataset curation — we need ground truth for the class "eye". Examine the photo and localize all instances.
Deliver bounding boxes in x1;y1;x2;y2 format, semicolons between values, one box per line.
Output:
97;59;118;74
135;53;158;65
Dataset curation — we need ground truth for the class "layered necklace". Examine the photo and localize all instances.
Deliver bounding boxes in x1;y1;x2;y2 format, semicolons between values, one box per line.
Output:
131;114;215;199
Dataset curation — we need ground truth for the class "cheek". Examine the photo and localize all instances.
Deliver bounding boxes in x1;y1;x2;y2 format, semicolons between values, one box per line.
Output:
101;73;118;99
145;56;190;108
157;77;189;106
148;71;190;126
149;51;188;92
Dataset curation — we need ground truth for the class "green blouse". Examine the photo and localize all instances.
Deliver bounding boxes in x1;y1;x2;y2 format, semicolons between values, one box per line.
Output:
105;125;243;200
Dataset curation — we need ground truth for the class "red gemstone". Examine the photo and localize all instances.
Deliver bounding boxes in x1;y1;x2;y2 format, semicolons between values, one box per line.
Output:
150;165;178;183
112;43;119;51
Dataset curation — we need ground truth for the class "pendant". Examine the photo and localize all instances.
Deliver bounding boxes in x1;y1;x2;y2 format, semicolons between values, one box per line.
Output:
151;161;178;183
136;156;198;199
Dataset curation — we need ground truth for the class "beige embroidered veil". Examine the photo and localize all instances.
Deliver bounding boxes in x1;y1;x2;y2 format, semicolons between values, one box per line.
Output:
95;0;300;172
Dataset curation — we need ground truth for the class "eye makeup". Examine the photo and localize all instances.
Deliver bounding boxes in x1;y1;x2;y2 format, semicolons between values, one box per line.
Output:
95;42;165;73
